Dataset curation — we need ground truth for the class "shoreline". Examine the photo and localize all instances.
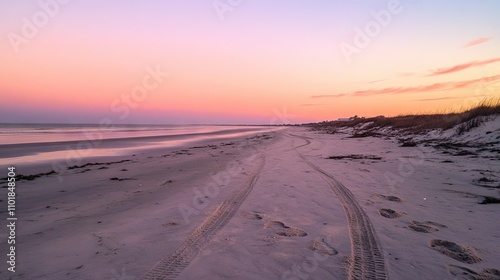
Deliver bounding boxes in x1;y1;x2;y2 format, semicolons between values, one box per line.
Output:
0;126;281;164
1;127;283;176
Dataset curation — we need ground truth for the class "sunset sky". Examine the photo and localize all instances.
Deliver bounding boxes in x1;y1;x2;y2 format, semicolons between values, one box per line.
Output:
1;0;499;124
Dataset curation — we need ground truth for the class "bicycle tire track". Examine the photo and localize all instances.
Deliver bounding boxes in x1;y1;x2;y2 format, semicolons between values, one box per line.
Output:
140;155;266;280
289;133;387;280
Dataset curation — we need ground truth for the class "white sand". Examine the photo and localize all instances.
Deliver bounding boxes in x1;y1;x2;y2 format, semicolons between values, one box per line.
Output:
1;122;499;280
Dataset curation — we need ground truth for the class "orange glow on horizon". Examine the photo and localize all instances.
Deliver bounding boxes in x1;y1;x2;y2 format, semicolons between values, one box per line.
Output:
1;1;499;124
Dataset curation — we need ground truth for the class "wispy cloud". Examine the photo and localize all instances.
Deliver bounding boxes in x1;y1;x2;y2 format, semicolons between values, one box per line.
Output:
463;37;492;48
310;75;500;99
428;58;500;76
415;96;461;102
399;72;415;77
416;95;492;102
311;94;348;99
367;79;387;84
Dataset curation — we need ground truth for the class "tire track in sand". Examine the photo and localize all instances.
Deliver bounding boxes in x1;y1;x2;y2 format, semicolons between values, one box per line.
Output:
289;133;387;280
140;155;266;280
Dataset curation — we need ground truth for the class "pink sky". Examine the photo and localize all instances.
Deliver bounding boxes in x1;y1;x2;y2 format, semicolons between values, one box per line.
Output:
1;1;499;124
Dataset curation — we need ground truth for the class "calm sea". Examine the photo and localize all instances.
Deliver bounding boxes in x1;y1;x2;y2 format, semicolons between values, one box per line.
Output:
0;123;273;165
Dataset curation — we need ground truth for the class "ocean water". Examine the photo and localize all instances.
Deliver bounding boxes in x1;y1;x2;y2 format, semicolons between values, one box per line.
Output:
0;123;272;165
0;123;248;145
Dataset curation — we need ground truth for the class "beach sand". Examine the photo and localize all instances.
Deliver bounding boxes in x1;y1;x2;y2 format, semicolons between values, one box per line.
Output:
1;126;499;279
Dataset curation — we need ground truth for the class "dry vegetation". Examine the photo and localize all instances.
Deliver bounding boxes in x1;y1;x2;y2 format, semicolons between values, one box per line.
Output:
309;97;500;134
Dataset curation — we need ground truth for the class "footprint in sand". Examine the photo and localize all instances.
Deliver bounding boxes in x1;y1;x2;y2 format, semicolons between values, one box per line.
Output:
379;208;405;219
446;265;500;280
407;221;447;233
430;239;482;264
380;195;403;203
162;222;179;228
240;211;307;237
239;211;266;220
265;221;307;237
309;237;338;256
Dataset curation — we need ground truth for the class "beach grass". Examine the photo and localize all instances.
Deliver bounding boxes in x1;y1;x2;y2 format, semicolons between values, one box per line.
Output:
310;96;500;133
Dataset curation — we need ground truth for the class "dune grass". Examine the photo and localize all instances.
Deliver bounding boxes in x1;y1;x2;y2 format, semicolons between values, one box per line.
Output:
310;97;500;133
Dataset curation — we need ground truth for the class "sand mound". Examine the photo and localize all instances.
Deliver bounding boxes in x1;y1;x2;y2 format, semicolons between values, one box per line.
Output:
379;208;404;219
430;239;482;264
265;221;307;237
408;221;447;233
447;265;481;279
483;268;500;277
309;237;338;256
447;265;500;280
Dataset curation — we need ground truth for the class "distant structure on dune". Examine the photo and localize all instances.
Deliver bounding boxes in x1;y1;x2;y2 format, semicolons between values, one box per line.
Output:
336;115;385;122
337;115;365;121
